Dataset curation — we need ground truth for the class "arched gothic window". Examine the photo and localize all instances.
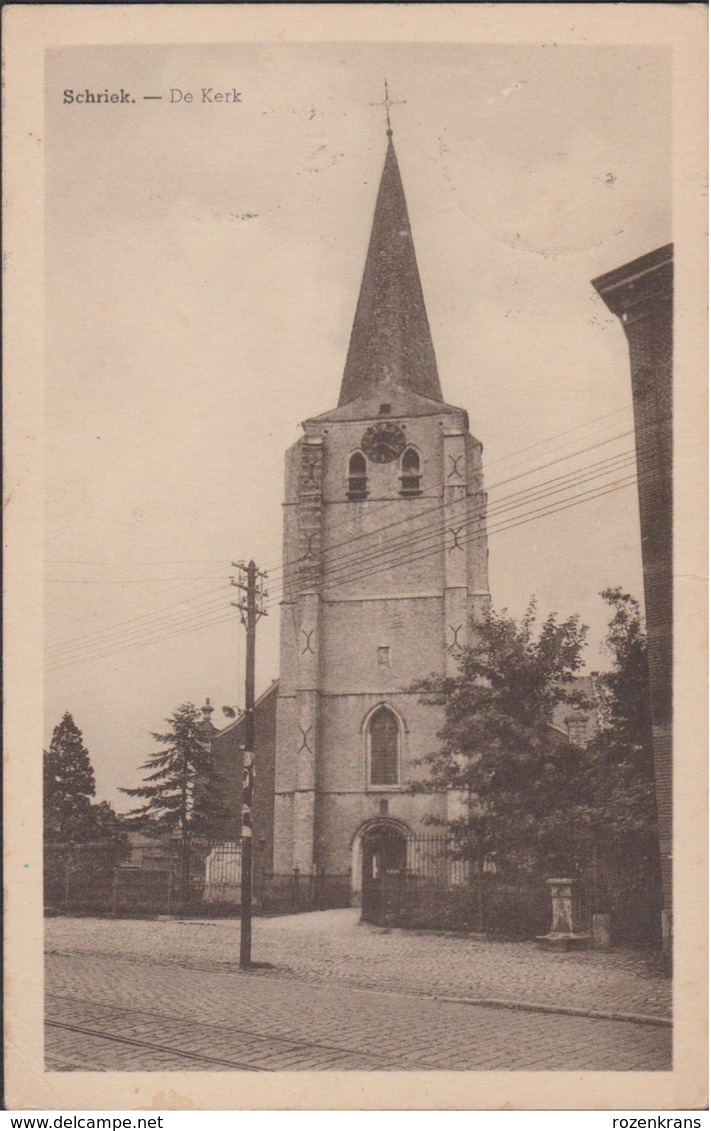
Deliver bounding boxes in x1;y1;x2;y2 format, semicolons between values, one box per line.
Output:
400;448;422;497
347;451;368;500
368;706;400;787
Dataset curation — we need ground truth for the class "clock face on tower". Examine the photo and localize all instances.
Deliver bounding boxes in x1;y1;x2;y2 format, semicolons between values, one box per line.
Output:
361;422;407;463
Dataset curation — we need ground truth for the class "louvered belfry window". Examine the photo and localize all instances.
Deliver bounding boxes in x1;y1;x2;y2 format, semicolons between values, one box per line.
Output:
348;451;368;500
369;707;399;786
400;448;422;497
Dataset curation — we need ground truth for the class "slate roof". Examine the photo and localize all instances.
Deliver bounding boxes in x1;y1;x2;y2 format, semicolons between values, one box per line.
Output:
338;136;443;407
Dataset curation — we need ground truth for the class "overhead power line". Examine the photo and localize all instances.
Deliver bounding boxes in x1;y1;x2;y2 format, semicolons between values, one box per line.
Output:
45;605;241;674
265;466;638;608
45;410;632;650
46;558;233;565
257;403;634;575
46;582;233;655
46;574;229;643
46;449;632;664
299;472;640;603
267;449;637;604
484;403;631;468
46;591;236;665
264;429;633;584
45;404;633;599
46;574;230;584
46;450;635;665
45;417;635;666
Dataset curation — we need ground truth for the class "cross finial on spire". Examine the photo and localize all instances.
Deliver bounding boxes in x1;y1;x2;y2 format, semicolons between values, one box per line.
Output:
370;79;405;138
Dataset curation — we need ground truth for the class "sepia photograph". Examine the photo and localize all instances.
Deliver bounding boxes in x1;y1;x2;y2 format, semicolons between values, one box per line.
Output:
3;2;707;1114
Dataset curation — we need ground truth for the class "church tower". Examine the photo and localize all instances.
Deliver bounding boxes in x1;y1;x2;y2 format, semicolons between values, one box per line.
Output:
274;124;490;895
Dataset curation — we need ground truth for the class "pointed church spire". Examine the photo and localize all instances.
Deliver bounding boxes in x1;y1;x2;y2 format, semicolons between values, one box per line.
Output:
338;122;443;407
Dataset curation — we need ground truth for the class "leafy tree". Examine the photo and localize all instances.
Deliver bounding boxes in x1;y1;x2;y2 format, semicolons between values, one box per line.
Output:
120;702;230;895
44;712;97;842
583;588;660;858
89;799;129;844
415;589;662;899
414;600;590;876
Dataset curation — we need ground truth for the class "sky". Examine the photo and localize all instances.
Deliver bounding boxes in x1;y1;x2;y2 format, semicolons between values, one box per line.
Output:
44;42;671;810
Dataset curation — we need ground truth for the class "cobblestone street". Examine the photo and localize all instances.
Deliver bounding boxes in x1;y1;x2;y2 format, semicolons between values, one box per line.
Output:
46;908;671;1020
46;951;671;1073
45;912;671;1072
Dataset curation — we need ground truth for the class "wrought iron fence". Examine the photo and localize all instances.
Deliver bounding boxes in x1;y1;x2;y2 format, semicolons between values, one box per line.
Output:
44;840;351;917
44;832;662;945
363;833;661;944
45;841;127;913
404;833;471;887
45;839;233;915
114;867;175;915
259;871;351;914
357;832;551;935
364;867;551;937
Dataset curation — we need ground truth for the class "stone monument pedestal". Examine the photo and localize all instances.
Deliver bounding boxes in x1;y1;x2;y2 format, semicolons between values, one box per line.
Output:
536;878;591;951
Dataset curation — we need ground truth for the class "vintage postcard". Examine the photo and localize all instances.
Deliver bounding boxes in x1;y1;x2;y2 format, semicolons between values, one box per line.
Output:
3;2;707;1112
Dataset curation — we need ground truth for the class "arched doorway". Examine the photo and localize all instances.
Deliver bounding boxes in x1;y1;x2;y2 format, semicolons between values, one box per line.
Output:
360;822;408;925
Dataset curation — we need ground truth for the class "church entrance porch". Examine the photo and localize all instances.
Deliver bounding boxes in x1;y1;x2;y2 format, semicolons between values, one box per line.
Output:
360;822;408;926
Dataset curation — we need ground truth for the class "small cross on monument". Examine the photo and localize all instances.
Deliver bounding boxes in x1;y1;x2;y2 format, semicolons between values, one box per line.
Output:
371;79;406;137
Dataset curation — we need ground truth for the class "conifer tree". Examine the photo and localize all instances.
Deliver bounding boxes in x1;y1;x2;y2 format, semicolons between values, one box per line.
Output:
120;702;230;895
44;712;97;841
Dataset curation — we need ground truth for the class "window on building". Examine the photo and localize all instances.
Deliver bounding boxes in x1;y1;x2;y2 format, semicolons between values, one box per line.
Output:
377;646;390;667
347;451;368;500
400;448;422;497
369;706;400;786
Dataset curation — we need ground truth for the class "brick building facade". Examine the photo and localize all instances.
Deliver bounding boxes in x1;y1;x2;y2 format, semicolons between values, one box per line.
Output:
273;131;490;896
592;245;673;950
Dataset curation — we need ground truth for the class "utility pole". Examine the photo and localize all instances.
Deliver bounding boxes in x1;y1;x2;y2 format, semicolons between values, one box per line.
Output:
231;560;268;968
